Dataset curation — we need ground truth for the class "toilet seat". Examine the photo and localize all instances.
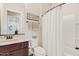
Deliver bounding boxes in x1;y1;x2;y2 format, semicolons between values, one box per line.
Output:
34;46;46;56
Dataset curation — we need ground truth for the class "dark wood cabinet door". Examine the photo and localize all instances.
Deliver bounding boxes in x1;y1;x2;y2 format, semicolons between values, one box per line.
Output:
0;41;28;56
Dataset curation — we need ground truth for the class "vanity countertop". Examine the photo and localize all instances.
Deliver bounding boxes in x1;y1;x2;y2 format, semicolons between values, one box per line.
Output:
0;39;28;46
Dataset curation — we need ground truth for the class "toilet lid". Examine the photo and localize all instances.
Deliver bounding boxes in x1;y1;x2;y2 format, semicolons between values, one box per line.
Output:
34;46;46;55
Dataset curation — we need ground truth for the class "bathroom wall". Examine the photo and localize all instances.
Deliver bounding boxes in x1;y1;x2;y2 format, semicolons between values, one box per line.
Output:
1;4;8;34
40;3;52;15
25;3;53;46
0;3;28;41
5;3;25;34
0;3;1;15
5;3;25;12
0;3;1;33
25;3;52;16
62;3;79;16
1;3;26;34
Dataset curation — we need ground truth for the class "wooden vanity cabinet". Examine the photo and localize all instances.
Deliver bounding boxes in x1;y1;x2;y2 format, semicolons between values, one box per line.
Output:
0;41;28;56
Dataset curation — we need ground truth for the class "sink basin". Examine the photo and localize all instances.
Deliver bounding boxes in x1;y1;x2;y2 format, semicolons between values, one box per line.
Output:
0;36;6;41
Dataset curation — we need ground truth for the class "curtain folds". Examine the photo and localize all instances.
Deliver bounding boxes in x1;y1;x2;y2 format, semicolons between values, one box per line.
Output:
42;6;63;56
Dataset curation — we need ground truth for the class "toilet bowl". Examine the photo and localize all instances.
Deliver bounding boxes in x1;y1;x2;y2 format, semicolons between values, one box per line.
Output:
34;46;46;56
29;39;46;56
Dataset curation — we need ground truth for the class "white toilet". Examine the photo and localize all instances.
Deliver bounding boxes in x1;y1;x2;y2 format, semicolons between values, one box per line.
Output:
29;39;46;56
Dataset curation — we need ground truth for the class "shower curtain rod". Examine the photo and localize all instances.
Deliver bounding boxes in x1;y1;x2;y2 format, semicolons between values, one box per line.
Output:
41;3;66;16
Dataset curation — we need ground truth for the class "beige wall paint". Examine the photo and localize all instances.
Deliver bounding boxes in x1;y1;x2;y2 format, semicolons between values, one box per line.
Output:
25;3;41;16
0;3;1;15
62;3;79;16
25;3;52;16
5;3;25;12
62;3;79;56
1;3;26;35
1;4;8;34
25;3;53;47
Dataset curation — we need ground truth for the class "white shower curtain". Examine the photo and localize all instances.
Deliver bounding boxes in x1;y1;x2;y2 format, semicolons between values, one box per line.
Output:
42;6;63;56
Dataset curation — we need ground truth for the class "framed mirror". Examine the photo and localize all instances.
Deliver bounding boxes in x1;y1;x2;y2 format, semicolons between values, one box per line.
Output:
7;10;22;35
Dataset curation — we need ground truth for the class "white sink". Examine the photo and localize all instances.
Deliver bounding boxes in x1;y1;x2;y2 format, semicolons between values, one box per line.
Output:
0;36;6;41
0;35;27;46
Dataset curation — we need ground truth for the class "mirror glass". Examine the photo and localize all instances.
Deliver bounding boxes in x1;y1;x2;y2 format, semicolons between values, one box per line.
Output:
7;10;21;34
